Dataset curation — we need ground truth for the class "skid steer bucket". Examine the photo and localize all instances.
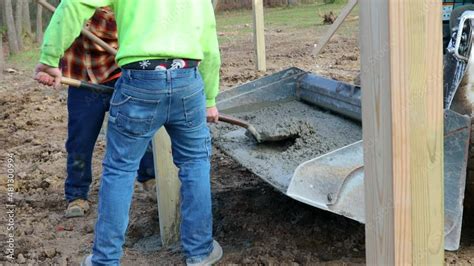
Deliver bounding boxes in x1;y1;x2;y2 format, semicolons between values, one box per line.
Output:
213;68;471;251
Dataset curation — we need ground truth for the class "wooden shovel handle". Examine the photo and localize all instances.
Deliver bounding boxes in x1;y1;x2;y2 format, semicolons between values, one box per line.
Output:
61;77;81;87
218;114;250;129
60;76;114;94
36;0;118;55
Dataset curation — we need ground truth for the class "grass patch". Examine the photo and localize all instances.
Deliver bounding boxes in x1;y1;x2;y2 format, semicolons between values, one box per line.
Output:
216;1;358;44
6;42;40;70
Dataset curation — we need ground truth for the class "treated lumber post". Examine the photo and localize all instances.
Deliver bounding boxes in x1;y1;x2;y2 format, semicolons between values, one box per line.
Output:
252;0;266;72
312;0;357;57
152;128;181;246
360;0;444;265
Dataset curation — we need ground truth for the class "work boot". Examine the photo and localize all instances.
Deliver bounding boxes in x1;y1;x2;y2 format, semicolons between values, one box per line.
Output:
65;199;90;218
80;254;92;266
186;240;223;266
142;179;157;201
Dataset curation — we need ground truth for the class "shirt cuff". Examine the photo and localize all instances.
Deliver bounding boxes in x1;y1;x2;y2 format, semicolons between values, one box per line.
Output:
206;98;216;108
39;53;61;68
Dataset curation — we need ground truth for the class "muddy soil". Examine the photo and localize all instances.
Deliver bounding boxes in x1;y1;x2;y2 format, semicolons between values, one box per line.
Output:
1;9;473;266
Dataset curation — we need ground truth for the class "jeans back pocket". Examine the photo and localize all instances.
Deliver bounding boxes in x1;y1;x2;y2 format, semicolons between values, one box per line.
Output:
109;82;161;137
182;88;206;129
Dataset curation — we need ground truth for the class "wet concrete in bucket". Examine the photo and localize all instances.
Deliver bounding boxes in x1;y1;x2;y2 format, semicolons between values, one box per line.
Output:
211;100;363;191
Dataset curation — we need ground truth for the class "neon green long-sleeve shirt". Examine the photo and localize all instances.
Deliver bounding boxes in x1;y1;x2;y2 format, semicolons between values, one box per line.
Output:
40;0;221;107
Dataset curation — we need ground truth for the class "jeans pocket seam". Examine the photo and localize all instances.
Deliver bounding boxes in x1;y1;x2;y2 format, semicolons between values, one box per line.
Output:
110;95;131;107
116;112;153;137
182;89;205;129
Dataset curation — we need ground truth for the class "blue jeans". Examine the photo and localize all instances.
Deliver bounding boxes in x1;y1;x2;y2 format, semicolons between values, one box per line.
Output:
65;79;155;202
92;68;213;265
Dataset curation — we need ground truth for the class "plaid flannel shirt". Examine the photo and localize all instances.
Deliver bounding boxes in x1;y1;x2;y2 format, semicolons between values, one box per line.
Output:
62;8;120;84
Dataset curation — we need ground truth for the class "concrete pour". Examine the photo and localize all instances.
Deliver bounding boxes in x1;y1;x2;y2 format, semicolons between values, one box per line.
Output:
212;100;363;192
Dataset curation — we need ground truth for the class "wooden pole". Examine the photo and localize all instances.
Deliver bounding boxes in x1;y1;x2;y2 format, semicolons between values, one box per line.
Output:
252;0;266;72
312;0;357;57
360;0;444;265
152;128;181;246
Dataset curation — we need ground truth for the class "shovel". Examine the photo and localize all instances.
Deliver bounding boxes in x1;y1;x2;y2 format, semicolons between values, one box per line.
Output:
218;114;300;143
218;114;263;143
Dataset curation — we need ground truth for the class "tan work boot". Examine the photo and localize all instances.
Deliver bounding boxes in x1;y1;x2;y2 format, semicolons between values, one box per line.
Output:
142;179;157;202
65;199;90;218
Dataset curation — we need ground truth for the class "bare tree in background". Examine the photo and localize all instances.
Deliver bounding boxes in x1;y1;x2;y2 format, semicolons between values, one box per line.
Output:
15;0;24;50
36;4;43;43
0;36;4;79
23;0;33;38
4;0;19;54
0;2;6;26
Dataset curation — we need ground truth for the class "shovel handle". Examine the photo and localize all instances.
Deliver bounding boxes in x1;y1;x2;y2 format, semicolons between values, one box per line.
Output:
218;114;250;129
61;77;114;94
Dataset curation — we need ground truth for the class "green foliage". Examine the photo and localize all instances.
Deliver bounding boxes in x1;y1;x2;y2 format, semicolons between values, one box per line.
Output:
0;26;6;37
7;46;40;69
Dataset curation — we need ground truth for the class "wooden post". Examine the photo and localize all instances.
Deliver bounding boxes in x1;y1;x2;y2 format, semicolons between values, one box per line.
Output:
360;0;444;265
312;0;357;57
252;0;266;72
152;128;181;246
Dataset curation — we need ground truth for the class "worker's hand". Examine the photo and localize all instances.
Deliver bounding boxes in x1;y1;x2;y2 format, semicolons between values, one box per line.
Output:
206;106;219;123
34;63;62;89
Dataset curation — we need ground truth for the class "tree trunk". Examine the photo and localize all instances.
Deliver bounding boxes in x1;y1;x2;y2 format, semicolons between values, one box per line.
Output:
0;37;4;79
4;0;19;54
23;0;33;37
36;4;43;43
0;2;6;27
15;0;24;50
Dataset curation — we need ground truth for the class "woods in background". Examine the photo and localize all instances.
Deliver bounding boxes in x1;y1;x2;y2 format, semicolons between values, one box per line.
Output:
1;0;59;53
0;0;60;75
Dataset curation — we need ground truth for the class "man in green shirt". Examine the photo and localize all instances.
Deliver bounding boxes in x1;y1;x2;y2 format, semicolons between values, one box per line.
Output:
34;1;222;265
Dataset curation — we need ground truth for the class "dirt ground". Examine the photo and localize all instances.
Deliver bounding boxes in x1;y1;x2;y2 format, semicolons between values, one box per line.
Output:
1;7;474;266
